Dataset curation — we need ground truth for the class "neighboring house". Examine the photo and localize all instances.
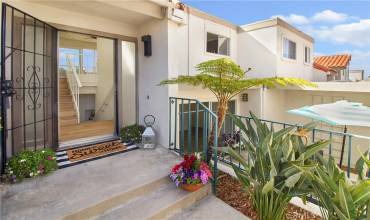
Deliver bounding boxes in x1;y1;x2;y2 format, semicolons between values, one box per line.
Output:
0;0;369;172
313;62;336;82
314;54;351;81
349;69;365;81
238;18;315;81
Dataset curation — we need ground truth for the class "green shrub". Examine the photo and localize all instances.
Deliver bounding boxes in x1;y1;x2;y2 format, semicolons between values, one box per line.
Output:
120;124;145;143
228;112;329;220
4;148;58;183
305;151;370;220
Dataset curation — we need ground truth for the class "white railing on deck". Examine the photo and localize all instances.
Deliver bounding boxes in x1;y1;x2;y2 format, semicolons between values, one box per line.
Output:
66;55;82;123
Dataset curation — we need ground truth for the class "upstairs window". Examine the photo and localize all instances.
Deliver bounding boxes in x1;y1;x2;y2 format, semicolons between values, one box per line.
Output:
82;49;97;73
59;48;80;74
58;48;97;74
304;46;311;64
206;32;230;56
283;37;296;60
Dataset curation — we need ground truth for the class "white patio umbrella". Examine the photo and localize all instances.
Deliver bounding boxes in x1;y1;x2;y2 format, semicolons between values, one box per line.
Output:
287;100;370;167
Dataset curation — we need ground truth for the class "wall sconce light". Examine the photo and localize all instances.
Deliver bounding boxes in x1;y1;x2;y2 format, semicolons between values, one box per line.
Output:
242;93;248;102
141;35;152;57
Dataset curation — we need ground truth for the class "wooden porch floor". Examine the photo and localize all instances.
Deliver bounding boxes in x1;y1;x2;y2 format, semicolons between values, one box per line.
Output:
59;120;115;142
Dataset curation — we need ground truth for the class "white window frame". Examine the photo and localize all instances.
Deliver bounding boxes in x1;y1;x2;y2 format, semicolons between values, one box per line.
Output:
304;45;311;64
282;37;297;61
205;32;230;57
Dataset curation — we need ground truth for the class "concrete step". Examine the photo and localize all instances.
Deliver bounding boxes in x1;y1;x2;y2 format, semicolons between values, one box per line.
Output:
169;195;250;220
62;177;211;220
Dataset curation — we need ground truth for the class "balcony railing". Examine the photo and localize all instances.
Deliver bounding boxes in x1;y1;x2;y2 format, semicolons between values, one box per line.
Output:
220;113;370;178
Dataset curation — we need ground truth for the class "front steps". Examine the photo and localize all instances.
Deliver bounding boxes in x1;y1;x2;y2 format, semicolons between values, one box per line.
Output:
62;177;211;220
1;147;247;220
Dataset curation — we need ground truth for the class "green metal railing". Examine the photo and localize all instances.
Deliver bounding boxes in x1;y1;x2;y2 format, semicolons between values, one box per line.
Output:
169;97;218;193
220;113;370;178
169;97;369;194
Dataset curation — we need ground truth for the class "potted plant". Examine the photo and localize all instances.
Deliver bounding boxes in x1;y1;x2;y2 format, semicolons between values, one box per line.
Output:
170;153;212;192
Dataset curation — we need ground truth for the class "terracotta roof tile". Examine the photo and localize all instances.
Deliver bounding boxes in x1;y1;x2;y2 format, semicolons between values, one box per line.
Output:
313;54;351;69
313;62;330;73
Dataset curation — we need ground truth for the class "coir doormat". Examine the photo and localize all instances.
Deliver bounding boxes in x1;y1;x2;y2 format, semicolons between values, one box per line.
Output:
56;140;139;168
66;141;127;162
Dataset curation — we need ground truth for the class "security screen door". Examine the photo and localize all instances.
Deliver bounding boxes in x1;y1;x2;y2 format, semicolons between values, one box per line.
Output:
1;3;58;165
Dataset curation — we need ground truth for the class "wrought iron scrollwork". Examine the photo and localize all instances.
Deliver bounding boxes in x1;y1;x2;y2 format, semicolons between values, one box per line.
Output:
26;65;42;110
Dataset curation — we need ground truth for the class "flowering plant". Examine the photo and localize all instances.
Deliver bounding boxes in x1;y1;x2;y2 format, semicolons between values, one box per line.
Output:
170;153;212;187
3;148;57;183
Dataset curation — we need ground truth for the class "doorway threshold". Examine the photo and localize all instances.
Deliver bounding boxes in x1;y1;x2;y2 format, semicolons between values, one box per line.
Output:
58;135;120;151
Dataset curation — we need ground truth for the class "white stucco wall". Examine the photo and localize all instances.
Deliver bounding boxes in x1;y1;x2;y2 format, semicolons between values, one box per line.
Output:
312;68;328;82
238;27;278;79
183;13;238;75
237;88;263;118
138;19;173;147
276;26;314;81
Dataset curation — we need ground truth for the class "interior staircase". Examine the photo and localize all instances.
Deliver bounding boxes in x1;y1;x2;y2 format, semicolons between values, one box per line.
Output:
59;78;78;127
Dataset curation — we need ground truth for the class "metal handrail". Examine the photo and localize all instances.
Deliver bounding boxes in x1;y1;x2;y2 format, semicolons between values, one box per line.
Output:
65;55;82;123
95;87;114;118
169;97;218;194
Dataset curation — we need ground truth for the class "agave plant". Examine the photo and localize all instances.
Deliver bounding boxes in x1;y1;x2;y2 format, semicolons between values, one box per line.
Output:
305;149;370;220
228;112;329;220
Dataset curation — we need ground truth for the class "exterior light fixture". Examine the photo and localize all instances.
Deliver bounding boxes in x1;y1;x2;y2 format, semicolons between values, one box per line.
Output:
141;35;152;57
242;93;248;102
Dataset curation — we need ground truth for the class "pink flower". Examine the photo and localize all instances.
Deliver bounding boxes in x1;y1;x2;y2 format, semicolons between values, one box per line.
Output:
47;156;52;161
200;162;212;177
200;170;209;184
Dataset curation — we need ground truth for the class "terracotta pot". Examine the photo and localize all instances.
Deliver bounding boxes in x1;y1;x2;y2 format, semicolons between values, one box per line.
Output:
180;183;203;192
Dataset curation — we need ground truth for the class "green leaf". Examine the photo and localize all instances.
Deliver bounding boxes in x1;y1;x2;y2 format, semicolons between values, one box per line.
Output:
350;180;370;206
333;204;350;220
298;140;330;161
355;147;370;180
285;172;301;188
337;180;356;219
228;114;248;133
228;148;249;170
231;163;251;188
262;178;274;194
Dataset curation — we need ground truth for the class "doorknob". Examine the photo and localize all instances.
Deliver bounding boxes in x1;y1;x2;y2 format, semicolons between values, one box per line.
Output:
1;80;16;97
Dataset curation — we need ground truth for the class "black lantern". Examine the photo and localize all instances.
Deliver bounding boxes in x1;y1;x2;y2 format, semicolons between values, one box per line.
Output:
141;35;152;57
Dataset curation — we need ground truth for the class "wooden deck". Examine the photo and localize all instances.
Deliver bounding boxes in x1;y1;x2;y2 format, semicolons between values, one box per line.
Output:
59;120;115;142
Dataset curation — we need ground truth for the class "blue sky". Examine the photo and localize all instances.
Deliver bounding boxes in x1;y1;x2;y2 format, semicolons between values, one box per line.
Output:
183;0;370;77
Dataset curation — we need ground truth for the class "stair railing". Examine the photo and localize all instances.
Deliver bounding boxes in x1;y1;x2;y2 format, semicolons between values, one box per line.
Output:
169;97;218;194
65;55;82;123
94;87;114;120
